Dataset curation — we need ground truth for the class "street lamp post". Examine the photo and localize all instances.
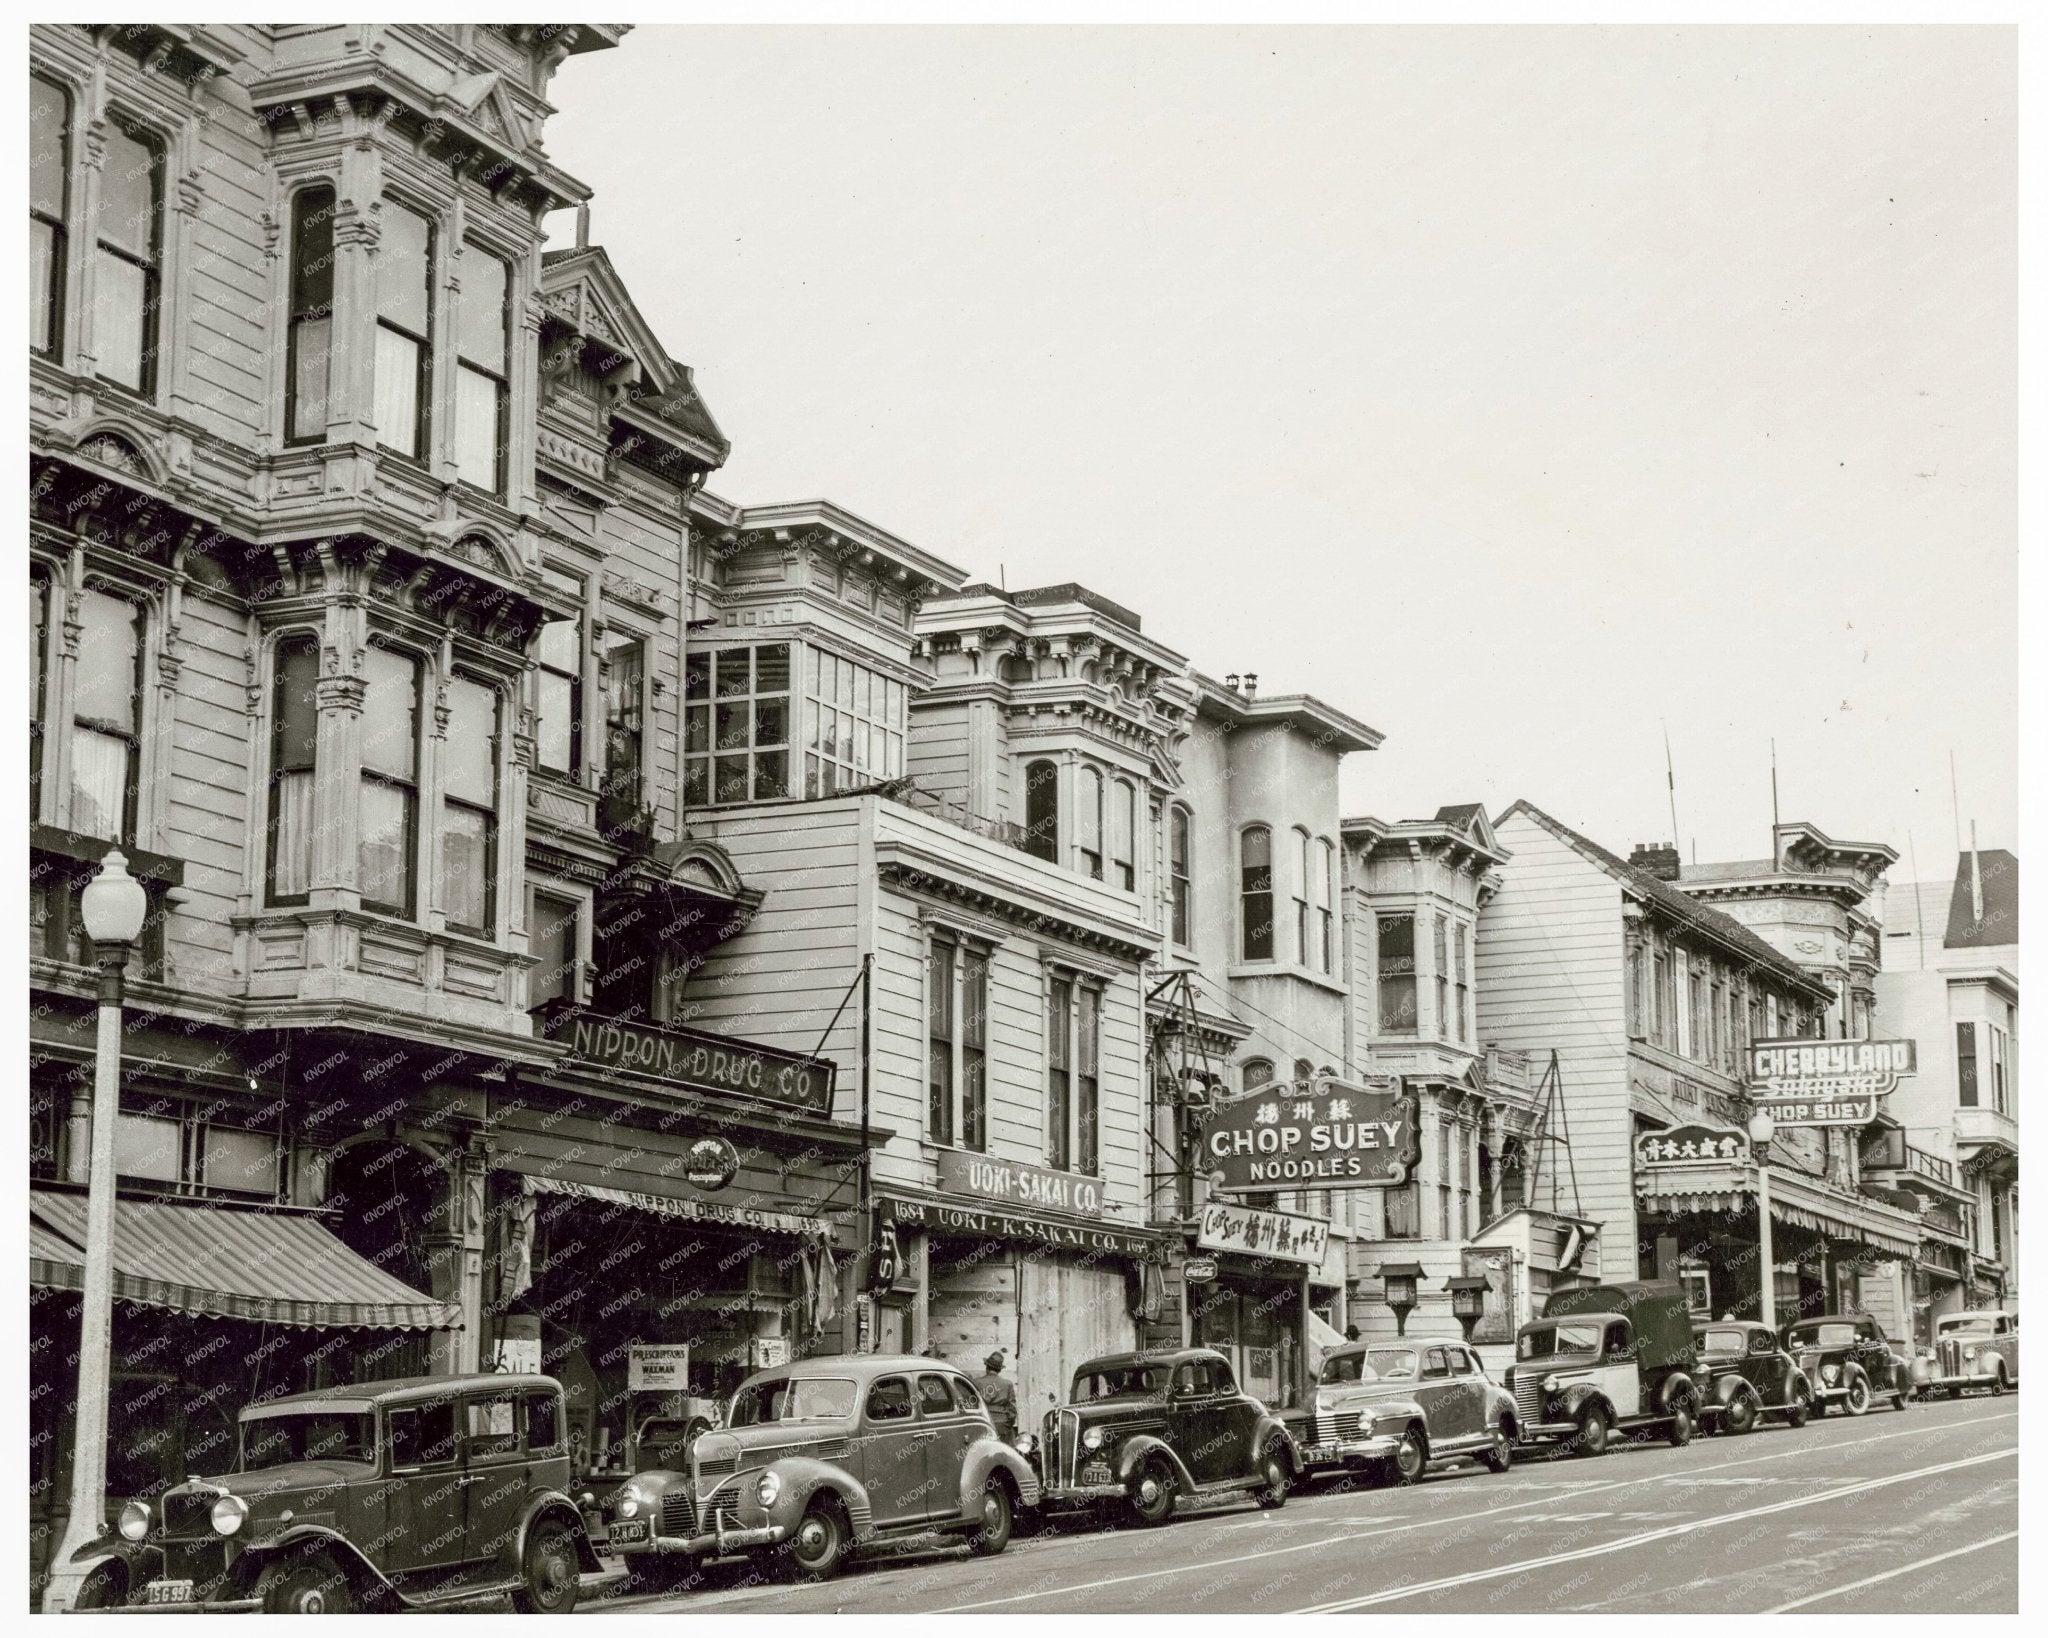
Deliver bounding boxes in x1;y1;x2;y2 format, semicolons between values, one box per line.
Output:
42;850;148;1615
1445;1275;1490;1343
1748;1110;1778;1333
1379;1262;1424;1338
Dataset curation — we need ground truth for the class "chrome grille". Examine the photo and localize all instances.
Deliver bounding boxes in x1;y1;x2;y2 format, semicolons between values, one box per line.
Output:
660;1491;695;1538
1058;1409;1080;1488
695;1454;738;1483
159;1539;228;1589
707;1481;742;1533
1938;1339;1962;1377
161;1492;217;1540
1515;1376;1543;1429
1308;1411;1368;1443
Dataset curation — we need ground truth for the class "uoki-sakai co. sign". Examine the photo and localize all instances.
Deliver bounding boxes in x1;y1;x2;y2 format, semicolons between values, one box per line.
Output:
1747;1038;1916;1127
1201;1076;1418;1192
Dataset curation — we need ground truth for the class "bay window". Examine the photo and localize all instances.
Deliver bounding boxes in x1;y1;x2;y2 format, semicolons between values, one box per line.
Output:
30;569;50;811
603;638;646;809
95;121;162;395
803;648;904;797
1240;826;1274;961
1956;1021;1978;1106
1109;780;1135;891
1075;766;1103;879
534;568;583;778
1046;971;1102;1175
359;645;419;916
1377;913;1416;1032
1022;759;1058;863
1454;921;1469;1043
373;203;433;459
31;76;68;357
1316;837;1335;973
686;642;791;805
528;890;580;1011
1169;805;1192;947
928;932;989;1151
266;635;319;901
1293;828;1311;964
286;186;335;444
70;587;142;842
454;246;509;492
440;674;499;935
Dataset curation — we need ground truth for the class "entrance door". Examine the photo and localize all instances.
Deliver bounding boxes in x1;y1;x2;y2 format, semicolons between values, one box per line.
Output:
384;1393;466;1577
916;1373;974;1520
858;1374;938;1529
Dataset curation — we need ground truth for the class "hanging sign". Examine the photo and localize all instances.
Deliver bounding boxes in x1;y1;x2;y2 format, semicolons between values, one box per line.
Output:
1748;1038;1916;1126
542;1006;836;1116
1635;1123;1751;1169
684;1136;740;1193
1182;1256;1219;1284
1200;1076;1417;1192
1196;1201;1330;1266
628;1344;691;1392
936;1149;1103;1217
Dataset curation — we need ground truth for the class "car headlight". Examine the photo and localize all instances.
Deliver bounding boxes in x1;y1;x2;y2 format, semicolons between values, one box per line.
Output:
1014;1433;1036;1455
1964;1347;1978;1362
1082;1426;1106;1452
1541;1374;1560;1394
118;1501;151;1543
757;1472;781;1508
615;1481;650;1520
1822;1364;1841;1386
210;1494;248;1537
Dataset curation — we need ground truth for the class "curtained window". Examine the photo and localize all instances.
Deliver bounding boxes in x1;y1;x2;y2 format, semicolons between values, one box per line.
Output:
374;202;433;458
359;645;419;916
95;122;162;394
71;588;142;841
286;186;336;443
535;567;584;778
440;674;499;934
266;635;319;900
454;246;509;492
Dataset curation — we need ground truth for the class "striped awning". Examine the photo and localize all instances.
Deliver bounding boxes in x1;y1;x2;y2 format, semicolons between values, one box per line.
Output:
29;1188;458;1331
1636;1166;1923;1260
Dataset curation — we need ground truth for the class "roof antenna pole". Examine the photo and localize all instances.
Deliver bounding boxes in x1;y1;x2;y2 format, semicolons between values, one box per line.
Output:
1663;721;1681;849
1970;820;1984;925
1770;737;1780;832
1949;750;1963;857
1906;829;1926;971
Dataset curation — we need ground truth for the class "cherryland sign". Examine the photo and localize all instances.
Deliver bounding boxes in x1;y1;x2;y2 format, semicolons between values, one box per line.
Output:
1747;1038;1917;1127
1201;1076;1418;1193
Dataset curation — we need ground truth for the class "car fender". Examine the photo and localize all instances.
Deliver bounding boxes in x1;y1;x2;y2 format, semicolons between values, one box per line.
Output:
1707;1373;1759;1412
959;1433;1041;1511
759;1456;876;1547
1653;1370;1701;1415
63;1537;158;1602
1351;1392;1431;1444
1110;1433;1196;1494
1556;1382;1615;1425
1249;1409;1302;1474
227;1525;398;1604
514;1490;603;1576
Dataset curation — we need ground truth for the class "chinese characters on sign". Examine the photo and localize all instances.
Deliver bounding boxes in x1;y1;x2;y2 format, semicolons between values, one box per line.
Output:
1200;1076;1418;1192
1747;1037;1917;1127
1196;1200;1330;1265
1634;1123;1751;1168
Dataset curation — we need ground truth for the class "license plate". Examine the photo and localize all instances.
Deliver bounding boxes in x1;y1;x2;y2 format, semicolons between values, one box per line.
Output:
609;1518;649;1544
1303;1442;1342;1465
146;1581;195;1607
1080;1462;1113;1486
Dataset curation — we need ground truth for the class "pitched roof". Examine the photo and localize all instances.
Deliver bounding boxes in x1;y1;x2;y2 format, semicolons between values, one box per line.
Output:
1499;800;1831;999
1435;803;1486;828
1946;849;2018;950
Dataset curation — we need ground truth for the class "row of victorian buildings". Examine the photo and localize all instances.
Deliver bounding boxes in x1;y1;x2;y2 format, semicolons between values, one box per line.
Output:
27;21;2019;1591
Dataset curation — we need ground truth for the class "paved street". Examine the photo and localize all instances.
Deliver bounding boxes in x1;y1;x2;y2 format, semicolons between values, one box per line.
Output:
585;1394;2017;1616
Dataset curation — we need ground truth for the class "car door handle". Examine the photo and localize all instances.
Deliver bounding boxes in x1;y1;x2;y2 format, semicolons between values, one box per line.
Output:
910;1431;938;1443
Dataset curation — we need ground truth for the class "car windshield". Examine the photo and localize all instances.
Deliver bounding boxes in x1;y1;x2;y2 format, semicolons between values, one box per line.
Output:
1939;1316;1997;1337
239;1411;376;1470
727;1377;857;1426
1787;1323;1858;1349
1320;1347;1418;1384
1696;1328;1749;1355
1073;1365;1167;1401
1518;1323;1603;1361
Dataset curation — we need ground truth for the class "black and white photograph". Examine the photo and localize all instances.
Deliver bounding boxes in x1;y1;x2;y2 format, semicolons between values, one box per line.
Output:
17;9;2024;1620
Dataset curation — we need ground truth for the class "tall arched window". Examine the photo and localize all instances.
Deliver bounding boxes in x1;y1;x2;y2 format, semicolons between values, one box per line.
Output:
1315;837;1335;973
267;635;320;901
1022;759;1059;863
1074;766;1103;879
1241;1057;1274;1093
1109;779;1136;891
1169;806;1193;947
286;185;335;443
1240;826;1274;961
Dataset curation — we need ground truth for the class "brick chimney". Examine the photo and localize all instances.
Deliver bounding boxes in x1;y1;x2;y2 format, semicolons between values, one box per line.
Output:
1630;842;1682;881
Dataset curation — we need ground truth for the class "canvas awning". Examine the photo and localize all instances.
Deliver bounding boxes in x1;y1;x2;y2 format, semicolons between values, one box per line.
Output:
1635;1164;1923;1260
29;1188;458;1331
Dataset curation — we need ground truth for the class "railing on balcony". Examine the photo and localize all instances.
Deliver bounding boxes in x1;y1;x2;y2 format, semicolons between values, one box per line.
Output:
1861;1128;1959;1188
890;783;1031;852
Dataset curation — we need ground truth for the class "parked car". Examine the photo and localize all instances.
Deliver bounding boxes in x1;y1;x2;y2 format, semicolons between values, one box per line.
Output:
1691;1321;1813;1433
1301;1337;1516;1484
1925;1309;2020;1398
605;1355;1037;1582
1781;1314;1915;1415
1505;1281;1703;1456
62;1374;598;1613
1029;1348;1295;1526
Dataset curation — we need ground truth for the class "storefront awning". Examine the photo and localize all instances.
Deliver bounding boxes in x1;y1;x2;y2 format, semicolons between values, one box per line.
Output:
29;1188;459;1331
1636;1165;1923;1259
522;1172;838;1240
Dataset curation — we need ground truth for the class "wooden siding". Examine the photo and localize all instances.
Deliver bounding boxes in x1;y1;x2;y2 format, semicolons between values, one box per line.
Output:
161;589;254;992
1476;811;1635;1281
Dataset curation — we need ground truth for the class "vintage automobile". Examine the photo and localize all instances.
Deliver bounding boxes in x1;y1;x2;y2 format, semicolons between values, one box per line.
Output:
1690;1320;1813;1433
1925;1309;2020;1398
62;1374;599;1613
1301;1337;1516;1484
1029;1348;1296;1525
1505;1281;1703;1456
605;1354;1038;1582
1781;1313;1915;1415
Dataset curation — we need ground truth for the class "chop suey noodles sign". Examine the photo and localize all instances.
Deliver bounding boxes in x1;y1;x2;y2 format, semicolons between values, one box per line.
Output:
1202;1076;1419;1192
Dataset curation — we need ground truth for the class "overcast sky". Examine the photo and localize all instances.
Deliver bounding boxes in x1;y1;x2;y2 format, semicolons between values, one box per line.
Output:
545;25;2016;875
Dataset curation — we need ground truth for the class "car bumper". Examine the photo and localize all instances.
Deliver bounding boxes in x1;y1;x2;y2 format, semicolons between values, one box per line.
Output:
1926;1368;2004;1389
77;1597;265;1615
1298;1435;1401;1468
1038;1483;1129;1505
613;1521;785;1559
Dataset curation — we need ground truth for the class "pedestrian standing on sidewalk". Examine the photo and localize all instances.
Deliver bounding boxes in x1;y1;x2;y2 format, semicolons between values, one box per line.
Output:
974;1350;1019;1442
